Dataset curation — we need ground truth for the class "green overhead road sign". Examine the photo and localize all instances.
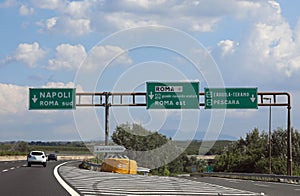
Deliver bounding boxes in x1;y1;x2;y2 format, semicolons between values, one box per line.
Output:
29;88;76;110
146;82;199;109
205;88;258;109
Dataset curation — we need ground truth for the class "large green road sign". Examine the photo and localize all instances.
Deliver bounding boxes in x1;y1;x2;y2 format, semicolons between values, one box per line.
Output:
205;88;257;109
146;82;199;109
29;88;76;110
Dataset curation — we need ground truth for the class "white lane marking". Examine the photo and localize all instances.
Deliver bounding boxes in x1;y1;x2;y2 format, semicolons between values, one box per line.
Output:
294;189;300;191
54;161;80;196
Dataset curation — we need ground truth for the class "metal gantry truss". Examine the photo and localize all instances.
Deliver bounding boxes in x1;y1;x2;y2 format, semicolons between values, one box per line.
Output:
76;91;292;176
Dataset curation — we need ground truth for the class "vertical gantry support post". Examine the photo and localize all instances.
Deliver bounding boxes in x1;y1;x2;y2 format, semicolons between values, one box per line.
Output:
287;93;292;176
268;100;272;174
104;92;110;146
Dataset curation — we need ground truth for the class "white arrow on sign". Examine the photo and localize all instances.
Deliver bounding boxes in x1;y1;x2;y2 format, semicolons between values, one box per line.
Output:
32;95;38;103
250;94;256;103
148;91;154;100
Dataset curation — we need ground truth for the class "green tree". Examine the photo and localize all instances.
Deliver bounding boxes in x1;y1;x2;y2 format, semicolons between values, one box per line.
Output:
112;123;169;151
214;127;300;175
271;127;300;175
112;123;173;168
112;123;207;175
214;128;268;173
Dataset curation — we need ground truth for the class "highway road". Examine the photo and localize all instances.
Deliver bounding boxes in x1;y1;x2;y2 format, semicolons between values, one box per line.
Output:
183;176;300;196
2;159;300;195
0;160;69;196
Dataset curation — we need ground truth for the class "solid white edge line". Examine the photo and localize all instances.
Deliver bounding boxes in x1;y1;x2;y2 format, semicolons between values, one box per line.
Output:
54;161;80;196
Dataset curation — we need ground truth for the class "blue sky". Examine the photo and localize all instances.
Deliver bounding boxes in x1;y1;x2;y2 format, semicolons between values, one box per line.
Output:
0;0;299;142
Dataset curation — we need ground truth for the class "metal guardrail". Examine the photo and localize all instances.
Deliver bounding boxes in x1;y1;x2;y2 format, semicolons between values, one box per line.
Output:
191;172;300;184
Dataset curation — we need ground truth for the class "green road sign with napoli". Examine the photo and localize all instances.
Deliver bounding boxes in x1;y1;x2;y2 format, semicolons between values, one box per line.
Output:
147;82;199;109
205;88;258;109
29;88;76;110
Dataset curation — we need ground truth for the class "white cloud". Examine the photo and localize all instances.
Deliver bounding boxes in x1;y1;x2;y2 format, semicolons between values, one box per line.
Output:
48;44;87;70
26;0;291;37
268;0;281;14
59;17;91;36
64;0;91;18
47;44;132;71
91;1;224;33
28;0;290;40
19;5;34;15
31;0;65;10
217;40;236;56
84;45;133;70
122;0;167;9
39;16;91;36
0;83;27;114
35;0;92;36
41;81;79;89
213;1;300;78
35;0;269;36
104;12;158;29
243;18;300;77
45;17;58;30
3;42;46;67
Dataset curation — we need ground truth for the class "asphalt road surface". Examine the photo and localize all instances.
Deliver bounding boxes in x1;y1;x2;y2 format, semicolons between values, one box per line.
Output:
0;160;69;196
2;159;300;196
183;176;300;196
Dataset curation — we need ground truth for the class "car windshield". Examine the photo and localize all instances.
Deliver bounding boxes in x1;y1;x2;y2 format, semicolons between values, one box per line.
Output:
32;152;43;155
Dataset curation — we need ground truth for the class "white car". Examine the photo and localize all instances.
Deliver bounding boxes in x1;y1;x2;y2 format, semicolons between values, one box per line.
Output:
27;151;47;167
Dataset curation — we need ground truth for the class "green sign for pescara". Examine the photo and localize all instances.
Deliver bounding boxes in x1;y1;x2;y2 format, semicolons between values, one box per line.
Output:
29;88;76;110
205;88;257;109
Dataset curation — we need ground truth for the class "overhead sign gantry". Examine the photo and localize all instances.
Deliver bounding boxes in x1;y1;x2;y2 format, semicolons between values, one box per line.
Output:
28;83;292;176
